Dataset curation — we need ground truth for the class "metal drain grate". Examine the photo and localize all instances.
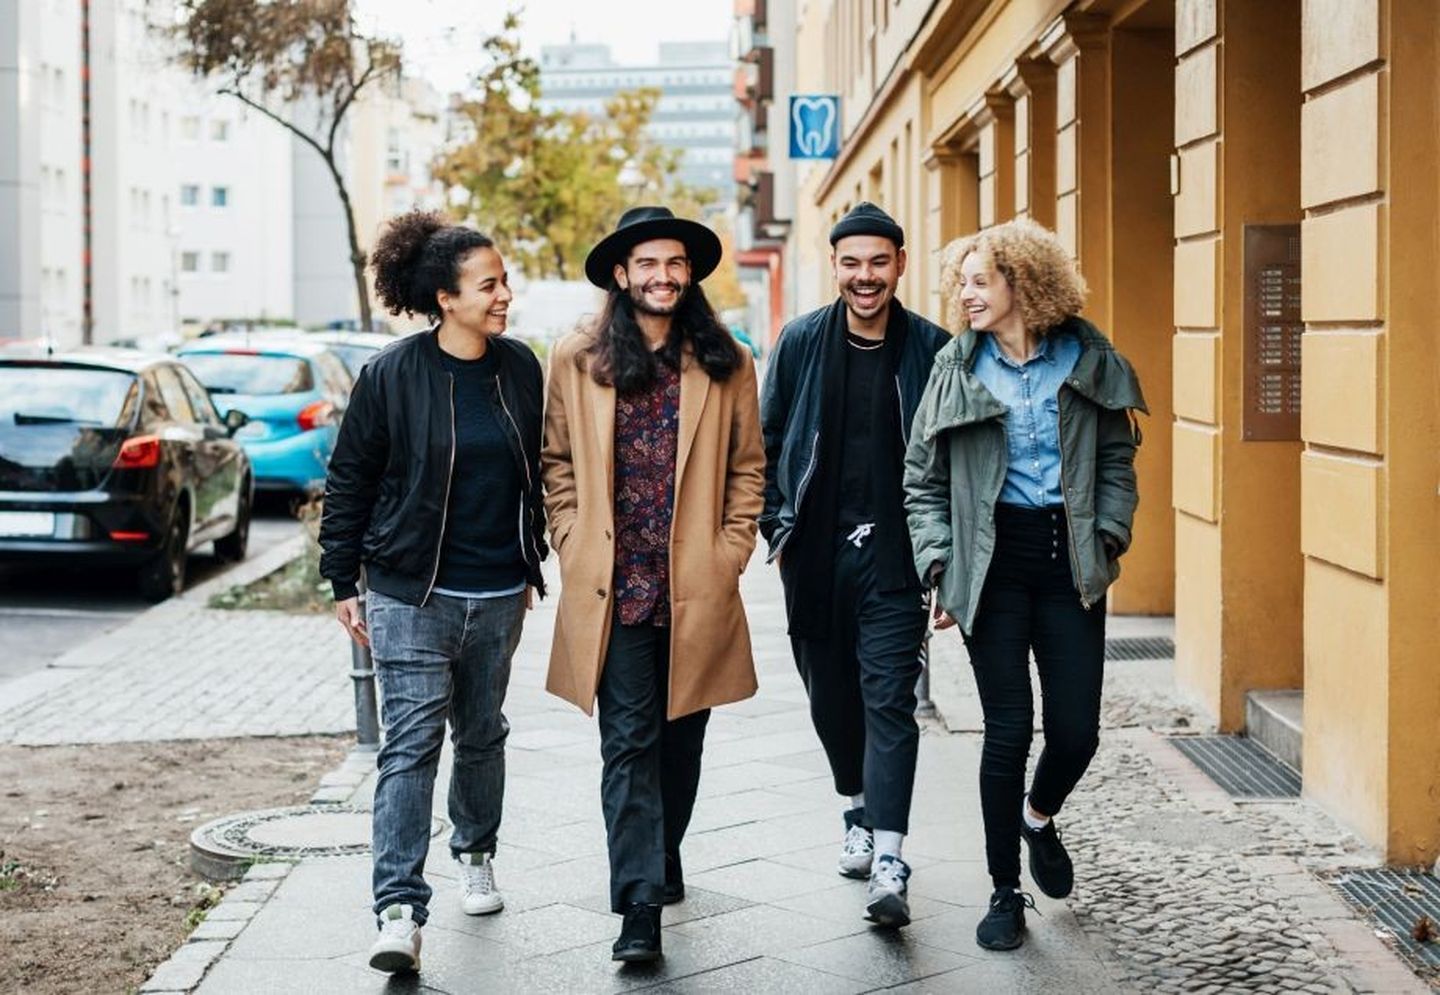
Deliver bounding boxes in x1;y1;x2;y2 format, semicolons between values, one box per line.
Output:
1169;735;1301;798
1329;868;1440;976
1105;636;1175;660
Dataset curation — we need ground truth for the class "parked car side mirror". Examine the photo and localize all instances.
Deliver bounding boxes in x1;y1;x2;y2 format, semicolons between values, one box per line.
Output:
223;409;250;436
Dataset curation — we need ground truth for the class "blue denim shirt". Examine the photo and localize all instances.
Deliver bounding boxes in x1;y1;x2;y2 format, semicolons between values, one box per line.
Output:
971;330;1082;508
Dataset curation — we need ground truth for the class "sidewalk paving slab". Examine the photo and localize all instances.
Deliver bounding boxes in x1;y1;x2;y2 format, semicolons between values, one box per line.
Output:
92;549;1431;994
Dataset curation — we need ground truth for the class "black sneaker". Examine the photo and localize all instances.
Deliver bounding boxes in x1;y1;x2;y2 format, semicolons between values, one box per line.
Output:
975;888;1035;951
663;852;685;905
612;903;662;962
1021;817;1073;898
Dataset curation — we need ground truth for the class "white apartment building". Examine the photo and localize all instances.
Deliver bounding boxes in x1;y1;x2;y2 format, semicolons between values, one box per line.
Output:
538;41;735;203
2;0;445;345
1;0;84;344
169;95;295;331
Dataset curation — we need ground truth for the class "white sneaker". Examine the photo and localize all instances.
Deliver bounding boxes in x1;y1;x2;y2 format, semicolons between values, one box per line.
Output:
838;823;875;879
865;854;912;928
369;903;422;973
457;852;504;915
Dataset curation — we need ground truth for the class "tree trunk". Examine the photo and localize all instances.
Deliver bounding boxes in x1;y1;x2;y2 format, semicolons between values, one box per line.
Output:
322;153;372;330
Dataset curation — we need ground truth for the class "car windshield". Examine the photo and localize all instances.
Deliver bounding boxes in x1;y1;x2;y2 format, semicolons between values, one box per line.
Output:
0;365;137;426
179;353;314;395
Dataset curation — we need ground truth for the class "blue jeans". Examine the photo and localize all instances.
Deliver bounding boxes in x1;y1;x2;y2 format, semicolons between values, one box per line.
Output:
366;589;526;924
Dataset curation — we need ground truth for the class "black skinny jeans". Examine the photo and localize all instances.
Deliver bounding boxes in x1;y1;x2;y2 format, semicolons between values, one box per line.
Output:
964;504;1106;889
786;534;929;834
596;622;710;912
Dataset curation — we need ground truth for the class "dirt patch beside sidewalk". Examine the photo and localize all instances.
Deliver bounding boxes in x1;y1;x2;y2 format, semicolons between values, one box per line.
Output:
0;735;350;995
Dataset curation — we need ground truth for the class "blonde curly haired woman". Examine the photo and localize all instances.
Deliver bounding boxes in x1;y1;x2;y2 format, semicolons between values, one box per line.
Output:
903;218;1146;951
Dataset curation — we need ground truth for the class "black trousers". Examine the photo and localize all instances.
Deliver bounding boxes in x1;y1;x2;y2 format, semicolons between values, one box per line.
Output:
786;533;929;834
596;621;710;912
964;503;1106;889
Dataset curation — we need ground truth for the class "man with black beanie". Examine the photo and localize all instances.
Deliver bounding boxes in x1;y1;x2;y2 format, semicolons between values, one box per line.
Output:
760;202;948;928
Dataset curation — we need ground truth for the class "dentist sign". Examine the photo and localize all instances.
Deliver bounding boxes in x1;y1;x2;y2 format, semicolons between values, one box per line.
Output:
789;95;840;159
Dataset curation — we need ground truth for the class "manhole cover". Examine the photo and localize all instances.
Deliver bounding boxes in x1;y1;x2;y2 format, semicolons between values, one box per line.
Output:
190;805;447;881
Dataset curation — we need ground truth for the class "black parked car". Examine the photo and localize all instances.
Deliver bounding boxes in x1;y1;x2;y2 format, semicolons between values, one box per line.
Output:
0;349;253;601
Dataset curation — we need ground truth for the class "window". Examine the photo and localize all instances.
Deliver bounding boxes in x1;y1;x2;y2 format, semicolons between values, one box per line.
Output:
180;116;200;140
180;251;200;273
210;119;230;141
175;366;221;425
211;186;229;207
153;366;195;423
385;127;403;172
211;251;230;273
180;184;199;206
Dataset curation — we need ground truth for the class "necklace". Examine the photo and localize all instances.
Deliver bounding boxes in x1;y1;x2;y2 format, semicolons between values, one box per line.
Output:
847;335;884;351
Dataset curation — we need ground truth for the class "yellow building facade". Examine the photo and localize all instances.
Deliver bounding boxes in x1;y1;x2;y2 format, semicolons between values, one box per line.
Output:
792;0;1439;864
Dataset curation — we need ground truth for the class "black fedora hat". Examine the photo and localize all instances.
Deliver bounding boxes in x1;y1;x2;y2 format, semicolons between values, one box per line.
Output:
584;206;723;289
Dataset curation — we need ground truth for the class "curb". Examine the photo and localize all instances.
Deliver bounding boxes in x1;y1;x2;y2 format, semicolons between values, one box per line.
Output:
143;745;375;992
138;863;293;994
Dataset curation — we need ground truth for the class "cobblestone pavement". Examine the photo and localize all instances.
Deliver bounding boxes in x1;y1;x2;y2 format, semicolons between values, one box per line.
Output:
0;538;354;745
929;631;1428;994
85;545;1426;993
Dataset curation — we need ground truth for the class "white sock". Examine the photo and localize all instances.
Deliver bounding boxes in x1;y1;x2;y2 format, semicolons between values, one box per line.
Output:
849;793;866;812
1022;795;1050;831
873;830;904;860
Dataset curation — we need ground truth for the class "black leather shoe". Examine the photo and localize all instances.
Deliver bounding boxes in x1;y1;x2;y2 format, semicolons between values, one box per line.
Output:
611;903;662;962
663;852;685;905
975;888;1035;951
1022;817;1074;898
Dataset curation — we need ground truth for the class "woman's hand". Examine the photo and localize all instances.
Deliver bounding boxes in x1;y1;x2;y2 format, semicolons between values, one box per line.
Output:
335;597;369;647
526;585;535;611
1100;531;1122;561
927;569;957;630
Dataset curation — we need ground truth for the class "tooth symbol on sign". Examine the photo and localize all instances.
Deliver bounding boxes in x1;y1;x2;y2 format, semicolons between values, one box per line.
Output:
792;97;836;157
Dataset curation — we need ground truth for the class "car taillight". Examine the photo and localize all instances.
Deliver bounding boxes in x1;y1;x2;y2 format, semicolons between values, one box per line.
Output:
113;435;161;469
297;400;335;431
109;530;151;542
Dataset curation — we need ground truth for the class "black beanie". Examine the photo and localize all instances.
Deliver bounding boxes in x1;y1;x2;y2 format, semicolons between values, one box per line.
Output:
829;201;905;248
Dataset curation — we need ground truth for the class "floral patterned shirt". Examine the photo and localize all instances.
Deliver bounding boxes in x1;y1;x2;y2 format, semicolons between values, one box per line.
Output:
612;362;681;626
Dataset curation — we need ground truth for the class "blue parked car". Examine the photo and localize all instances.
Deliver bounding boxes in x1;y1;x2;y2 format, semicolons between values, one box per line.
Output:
176;337;353;497
305;329;399;379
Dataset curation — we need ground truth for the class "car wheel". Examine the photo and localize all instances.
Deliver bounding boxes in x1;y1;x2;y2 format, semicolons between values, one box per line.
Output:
214;481;251;563
139;508;189;602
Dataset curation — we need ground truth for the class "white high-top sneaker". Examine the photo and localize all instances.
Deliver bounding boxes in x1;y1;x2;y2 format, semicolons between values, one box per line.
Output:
457;852;504;915
368;903;422;973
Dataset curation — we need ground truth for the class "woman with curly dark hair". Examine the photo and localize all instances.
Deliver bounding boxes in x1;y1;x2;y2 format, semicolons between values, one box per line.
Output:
904;218;1146;952
543;207;764;962
317;210;546;975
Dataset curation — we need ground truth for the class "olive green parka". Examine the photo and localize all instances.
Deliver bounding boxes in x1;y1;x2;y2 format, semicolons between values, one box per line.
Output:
903;317;1147;635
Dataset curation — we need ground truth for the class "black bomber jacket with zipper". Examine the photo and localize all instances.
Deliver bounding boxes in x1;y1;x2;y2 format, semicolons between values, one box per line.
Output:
318;328;547;605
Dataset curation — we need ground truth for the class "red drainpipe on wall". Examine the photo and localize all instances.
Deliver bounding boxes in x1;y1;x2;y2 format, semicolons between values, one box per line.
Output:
80;0;93;344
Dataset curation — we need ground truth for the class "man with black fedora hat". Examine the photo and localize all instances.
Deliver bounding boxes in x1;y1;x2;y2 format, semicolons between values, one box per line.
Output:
542;206;765;962
760;201;949;928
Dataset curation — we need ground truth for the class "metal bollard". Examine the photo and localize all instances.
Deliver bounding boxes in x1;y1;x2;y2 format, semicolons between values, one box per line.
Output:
915;629;936;718
350;586;380;750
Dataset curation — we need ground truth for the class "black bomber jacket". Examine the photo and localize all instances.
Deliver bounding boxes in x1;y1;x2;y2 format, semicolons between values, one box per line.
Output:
318;329;547;604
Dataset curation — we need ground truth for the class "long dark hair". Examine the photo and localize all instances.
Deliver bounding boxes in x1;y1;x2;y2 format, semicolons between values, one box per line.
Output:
579;282;739;394
371;210;494;323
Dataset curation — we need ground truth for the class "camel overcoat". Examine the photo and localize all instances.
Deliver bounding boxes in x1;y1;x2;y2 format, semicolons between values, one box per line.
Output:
541;331;765;720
